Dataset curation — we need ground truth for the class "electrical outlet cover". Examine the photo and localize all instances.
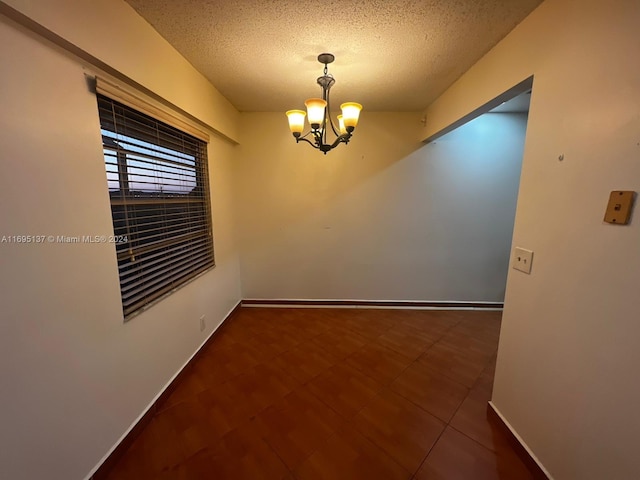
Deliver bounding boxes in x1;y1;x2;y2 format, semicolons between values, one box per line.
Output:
513;247;533;274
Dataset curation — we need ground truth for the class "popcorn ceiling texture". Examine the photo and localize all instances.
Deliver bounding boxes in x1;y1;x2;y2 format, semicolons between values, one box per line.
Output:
125;0;542;112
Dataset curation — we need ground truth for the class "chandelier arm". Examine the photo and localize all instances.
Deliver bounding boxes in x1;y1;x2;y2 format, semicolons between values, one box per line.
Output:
320;84;329;146
328;133;352;150
325;87;340;138
321;114;327;147
327;118;340;138
297;136;320;149
299;130;314;140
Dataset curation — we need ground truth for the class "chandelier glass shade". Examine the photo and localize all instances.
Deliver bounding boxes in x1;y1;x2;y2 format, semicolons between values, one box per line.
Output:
286;53;362;154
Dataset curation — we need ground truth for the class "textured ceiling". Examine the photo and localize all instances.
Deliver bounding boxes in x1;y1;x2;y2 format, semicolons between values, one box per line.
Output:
125;0;543;112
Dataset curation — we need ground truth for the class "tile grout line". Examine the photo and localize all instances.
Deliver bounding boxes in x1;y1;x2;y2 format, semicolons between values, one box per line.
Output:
291;322;415;478
104;309;512;478
406;316;491;478
261;434;295;478
409;425;449;480
410;318;502;478
344;316;468;479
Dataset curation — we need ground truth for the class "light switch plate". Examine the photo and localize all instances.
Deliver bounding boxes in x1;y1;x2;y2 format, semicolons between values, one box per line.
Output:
603;190;635;225
513;247;533;274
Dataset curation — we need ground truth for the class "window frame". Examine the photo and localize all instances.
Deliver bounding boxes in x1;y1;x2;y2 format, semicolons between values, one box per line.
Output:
96;88;215;320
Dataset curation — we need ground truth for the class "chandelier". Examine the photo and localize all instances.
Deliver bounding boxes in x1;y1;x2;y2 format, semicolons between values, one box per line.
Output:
286;53;362;154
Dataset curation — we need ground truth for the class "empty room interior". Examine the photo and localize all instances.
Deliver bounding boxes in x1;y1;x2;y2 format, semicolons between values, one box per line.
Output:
0;0;639;479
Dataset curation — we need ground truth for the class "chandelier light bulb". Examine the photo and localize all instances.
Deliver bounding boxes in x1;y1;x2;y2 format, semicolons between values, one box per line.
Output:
304;98;327;129
337;115;347;135
340;102;362;130
286;110;306;136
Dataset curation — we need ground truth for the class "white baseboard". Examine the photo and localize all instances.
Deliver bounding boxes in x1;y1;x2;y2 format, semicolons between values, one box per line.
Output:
85;300;242;480
241;298;503;310
488;401;553;479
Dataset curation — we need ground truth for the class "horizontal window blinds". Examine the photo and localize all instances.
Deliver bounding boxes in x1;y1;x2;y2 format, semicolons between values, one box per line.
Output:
97;93;215;318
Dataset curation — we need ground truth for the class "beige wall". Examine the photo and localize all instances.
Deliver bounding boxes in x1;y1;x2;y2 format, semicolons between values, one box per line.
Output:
235;111;526;302
3;0;639;478
0;3;241;479
422;0;640;478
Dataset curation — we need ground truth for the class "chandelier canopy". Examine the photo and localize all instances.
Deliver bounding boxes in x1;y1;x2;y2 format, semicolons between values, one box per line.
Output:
286;53;362;154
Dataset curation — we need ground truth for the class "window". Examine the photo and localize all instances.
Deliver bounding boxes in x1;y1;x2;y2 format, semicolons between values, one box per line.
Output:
97;94;214;318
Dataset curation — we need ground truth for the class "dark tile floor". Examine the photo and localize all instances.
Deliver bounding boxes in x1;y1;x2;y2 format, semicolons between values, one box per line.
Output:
104;308;532;479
